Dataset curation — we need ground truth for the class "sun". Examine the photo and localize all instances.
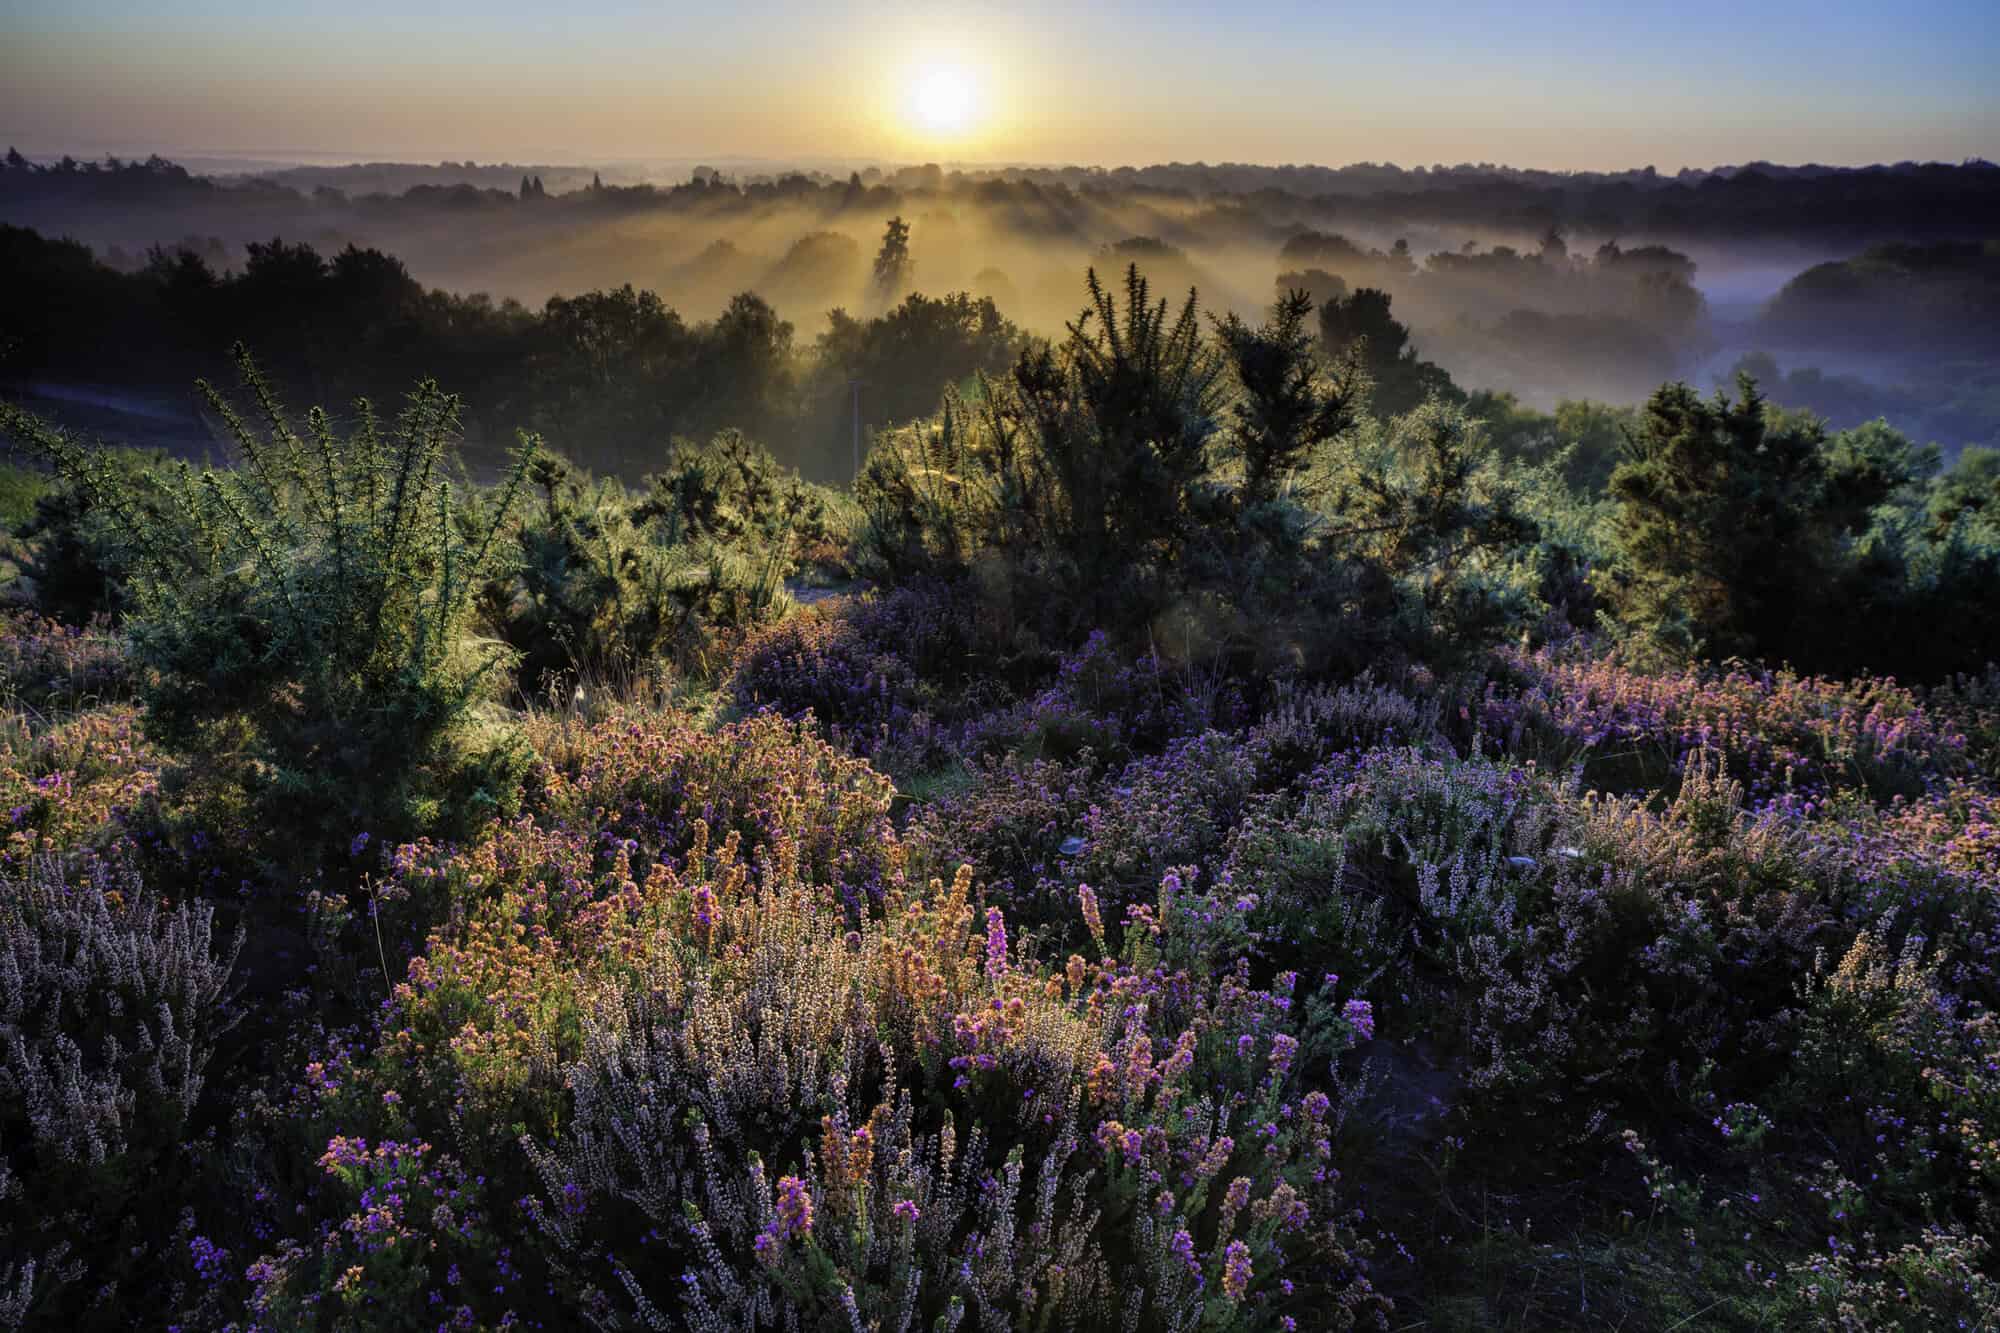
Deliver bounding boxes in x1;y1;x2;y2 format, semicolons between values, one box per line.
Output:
907;64;979;137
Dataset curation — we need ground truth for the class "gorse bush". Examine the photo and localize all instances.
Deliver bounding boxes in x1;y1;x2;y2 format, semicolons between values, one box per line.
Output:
859;268;1534;676
2;446;173;624
1597;376;2000;677
3;346;536;855
857;264;1229;622
481;434;841;694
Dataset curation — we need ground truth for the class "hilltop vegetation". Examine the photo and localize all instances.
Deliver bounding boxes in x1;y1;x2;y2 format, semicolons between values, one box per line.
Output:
0;260;1997;1330
9;152;2000;463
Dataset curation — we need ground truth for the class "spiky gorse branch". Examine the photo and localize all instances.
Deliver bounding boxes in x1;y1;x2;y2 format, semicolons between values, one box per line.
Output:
480;432;831;694
859;263;1225;591
856;266;1529;668
5;345;538;848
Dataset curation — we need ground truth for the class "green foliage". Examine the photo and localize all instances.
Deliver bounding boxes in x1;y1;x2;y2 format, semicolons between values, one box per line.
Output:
1599;376;1840;662
480;431;847;690
860;269;1535;674
0;462;47;535
0;446;173;622
1927;444;2000;541
1215;288;1360;506
808;290;1023;447
1469;391;1636;496
860;264;1227;619
3;347;535;857
1598;376;2000;677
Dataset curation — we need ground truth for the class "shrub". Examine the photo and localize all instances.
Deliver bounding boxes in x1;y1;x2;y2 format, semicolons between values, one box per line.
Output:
0;612;130;714
0;446;172;624
860;273;1535;677
481;433;848;695
857;265;1230;632
4;348;536;857
244;706;1390;1330
0;853;241;1324
1478;643;1971;802
0;704;158;871
728;580;986;763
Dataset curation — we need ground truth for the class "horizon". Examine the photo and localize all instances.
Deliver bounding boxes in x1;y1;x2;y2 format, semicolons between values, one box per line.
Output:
9;146;1996;183
7;0;1997;173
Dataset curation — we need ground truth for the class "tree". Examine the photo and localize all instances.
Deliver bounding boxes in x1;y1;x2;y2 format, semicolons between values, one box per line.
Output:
1215;289;1358;504
872;215;912;299
1600;375;1835;661
1318;288;1460;418
811;291;1022;438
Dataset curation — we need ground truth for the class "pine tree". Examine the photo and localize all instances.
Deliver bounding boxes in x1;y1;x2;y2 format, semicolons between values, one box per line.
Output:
872;215;912;298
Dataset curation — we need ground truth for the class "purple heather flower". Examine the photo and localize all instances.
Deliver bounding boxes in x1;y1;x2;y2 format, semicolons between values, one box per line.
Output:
984;907;1009;980
1343;998;1375;1042
1222;1239;1253;1301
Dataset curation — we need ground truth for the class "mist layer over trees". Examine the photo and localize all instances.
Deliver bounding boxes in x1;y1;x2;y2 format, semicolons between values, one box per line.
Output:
6;151;1998;475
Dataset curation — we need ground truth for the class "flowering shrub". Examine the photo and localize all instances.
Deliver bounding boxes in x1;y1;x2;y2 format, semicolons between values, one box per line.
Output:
0;852;241;1323
0;613;130;713
241;699;1390;1327
521;705;899;906
728;581;982;762
503;853;1386;1330
0;462;1996;1328
1480;644;1971;801
0;705;158;870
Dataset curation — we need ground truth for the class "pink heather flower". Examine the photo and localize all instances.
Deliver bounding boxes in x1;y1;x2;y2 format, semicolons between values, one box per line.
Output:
1343;998;1375;1042
1222;1239;1253;1301
891;1199;920;1224
1078;884;1104;942
984;907;1009;980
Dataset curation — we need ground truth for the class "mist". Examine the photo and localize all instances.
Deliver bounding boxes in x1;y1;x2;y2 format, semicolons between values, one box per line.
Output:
5;153;1998;476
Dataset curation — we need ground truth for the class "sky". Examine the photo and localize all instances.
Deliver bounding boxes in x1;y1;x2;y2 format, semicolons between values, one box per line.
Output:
3;0;1996;171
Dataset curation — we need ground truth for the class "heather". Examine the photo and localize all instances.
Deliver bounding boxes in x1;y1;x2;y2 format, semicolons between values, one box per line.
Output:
0;267;1997;1330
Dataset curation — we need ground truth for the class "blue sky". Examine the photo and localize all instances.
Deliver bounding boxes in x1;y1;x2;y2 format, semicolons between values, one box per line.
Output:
3;0;1994;168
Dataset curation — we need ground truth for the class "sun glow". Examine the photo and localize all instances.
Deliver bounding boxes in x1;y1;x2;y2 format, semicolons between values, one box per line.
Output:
906;63;979;137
